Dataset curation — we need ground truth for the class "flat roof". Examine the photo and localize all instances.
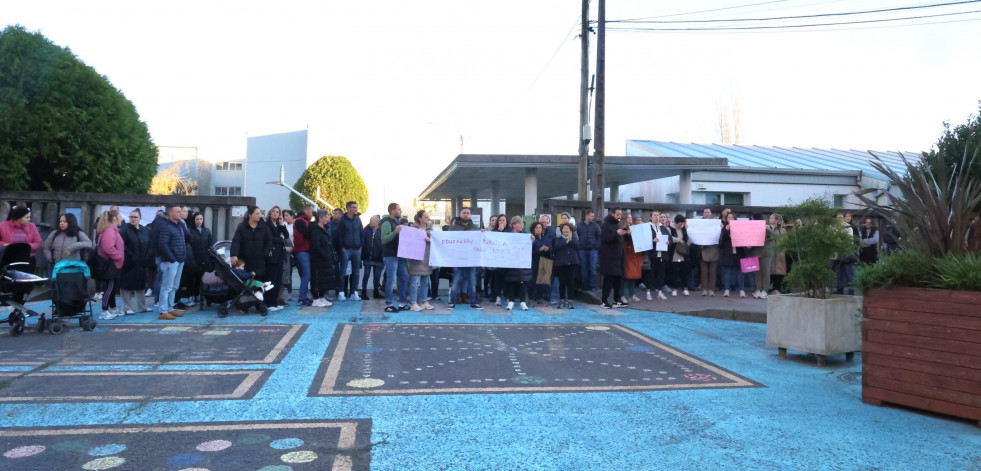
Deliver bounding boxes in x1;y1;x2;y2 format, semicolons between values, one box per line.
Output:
418;154;729;201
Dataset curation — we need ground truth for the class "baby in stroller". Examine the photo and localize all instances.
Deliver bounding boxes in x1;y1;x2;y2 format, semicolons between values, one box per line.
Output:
231;257;274;301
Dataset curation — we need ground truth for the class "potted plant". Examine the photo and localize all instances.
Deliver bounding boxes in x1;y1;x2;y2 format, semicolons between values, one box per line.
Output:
765;197;862;366
855;109;981;425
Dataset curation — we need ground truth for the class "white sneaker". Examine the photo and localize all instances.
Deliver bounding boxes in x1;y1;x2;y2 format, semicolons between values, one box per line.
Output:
410;303;423;312
630;295;641;302
752;290;760;299
422;302;435;310
185;300;196;307
658;292;668;301
254;291;264;301
311;298;326;307
646;291;652;301
739;290;747;298
723;290;730;297
683;289;690;296
145;289;153;297
323;299;333;307
671;290;678;297
701;290;708;296
620;296;629;304
506;301;514;310
94;292;103;301
519;302;528;311
760;291;768;299
124;310;135;315
351;291;362;301
495;297;501;304
338;292;347;302
709;290;715;297
99;311;116;320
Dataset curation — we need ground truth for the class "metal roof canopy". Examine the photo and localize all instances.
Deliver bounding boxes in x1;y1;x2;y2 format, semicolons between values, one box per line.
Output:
418;154;729;201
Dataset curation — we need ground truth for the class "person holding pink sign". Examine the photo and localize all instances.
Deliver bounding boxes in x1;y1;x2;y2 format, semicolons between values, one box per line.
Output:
719;213;749;298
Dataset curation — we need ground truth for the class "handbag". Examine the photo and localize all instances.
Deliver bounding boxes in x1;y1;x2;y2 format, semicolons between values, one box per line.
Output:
740;256;760;273
675;242;690;257
97;254;120;279
536;257;554;285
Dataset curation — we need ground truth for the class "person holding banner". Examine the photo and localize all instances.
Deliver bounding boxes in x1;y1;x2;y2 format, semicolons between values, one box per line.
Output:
720;212;748;298
502;217;533;311
552;222;580;309
447;207;483;310
620;214;643;303
381;203;410;312
530;222;550;303
668;214;692;297
599;208;627;309
644;212;671;301
697;208;720;297
407;211;436;312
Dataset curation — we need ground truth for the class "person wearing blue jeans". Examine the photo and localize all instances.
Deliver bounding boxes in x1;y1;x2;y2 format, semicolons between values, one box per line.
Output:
383;255;409;309
155;204;187;319
292;204;316;305
335;201;364;301
576;210;601;290
380;203;409;312
446;207;483;309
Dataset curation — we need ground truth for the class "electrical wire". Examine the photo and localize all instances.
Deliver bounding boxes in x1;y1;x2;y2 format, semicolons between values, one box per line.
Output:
606;0;981;23
611;0;794;22
606;7;981;31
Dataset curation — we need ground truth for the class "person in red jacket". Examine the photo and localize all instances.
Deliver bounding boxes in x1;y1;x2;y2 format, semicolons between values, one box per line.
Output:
292;203;315;306
0;206;43;259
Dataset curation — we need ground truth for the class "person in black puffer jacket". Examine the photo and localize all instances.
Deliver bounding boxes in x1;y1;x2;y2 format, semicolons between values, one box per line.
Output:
361;215;383;299
230;206;272;281
119;209;151;314
184;211;213;307
310;210;339;307
263;206;289;311
553;222;581;309
598;208;626;308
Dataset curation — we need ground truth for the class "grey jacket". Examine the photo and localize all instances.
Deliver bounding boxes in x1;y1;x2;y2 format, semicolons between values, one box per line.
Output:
43;231;93;265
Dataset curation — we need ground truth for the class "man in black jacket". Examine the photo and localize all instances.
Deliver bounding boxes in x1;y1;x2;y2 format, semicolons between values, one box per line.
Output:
336;201;364;301
576;210;601;290
598;208;628;308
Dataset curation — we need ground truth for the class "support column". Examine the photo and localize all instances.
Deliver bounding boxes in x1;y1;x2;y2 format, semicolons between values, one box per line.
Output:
470;189;479;210
679;170;692;205
609;184;619;203
454;195;464;214
490;181;501;216
524;169;538;215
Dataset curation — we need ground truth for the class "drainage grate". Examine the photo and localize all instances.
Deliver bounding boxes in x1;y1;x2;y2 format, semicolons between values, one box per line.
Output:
837;372;862;384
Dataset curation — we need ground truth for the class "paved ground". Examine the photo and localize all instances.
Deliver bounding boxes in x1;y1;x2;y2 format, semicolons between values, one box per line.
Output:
1;293;979;470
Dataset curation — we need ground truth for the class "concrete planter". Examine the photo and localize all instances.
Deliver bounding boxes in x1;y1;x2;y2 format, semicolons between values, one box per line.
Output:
862;287;981;427
766;293;863;366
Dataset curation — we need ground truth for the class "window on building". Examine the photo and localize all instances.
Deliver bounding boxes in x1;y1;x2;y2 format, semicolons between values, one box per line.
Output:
833;194;845;208
215;162;242;171
696;192;744;206
723;193;744;206
214;186;243;196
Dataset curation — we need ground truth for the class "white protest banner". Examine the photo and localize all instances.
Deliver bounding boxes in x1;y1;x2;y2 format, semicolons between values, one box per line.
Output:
481;231;532;269
396;226;428;261
429;231;482;267
687;219;722;245
429;231;531;268
630;223;654;252
101;205;164;226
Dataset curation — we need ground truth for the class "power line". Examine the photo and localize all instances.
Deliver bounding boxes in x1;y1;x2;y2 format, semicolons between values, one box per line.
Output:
606;0;981;23
606;7;981;31
611;0;794;22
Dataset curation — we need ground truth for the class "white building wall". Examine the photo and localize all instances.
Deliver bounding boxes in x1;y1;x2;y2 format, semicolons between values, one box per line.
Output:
615;176;862;208
245;130;309;210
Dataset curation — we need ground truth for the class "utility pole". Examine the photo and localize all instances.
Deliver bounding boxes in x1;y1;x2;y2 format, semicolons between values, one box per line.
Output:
577;0;590;204
591;0;606;216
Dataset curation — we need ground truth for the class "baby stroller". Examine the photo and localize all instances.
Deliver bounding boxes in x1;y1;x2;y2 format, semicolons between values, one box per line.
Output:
45;260;97;334
1;243;50;336
206;240;267;318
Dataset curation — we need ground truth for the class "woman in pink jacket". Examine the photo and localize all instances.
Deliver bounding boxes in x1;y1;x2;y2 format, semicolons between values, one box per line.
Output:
96;210;125;319
0;207;43;263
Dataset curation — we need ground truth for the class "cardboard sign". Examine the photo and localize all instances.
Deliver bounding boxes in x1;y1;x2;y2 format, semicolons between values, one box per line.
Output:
630;223;654;252
397;226;428;261
730;220;766;247
687;219;722;245
429;231;532;268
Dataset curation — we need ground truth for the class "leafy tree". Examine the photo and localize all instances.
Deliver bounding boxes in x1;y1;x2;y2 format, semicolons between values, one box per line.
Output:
919;101;981;209
149;164;198;195
775;197;858;298
289;155;369;213
0;25;157;193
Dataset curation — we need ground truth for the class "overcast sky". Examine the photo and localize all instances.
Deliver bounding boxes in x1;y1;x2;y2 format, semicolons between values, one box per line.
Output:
5;0;981;216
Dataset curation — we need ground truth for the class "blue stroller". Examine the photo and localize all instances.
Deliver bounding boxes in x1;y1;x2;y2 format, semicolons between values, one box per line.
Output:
1;243;49;336
43;259;97;334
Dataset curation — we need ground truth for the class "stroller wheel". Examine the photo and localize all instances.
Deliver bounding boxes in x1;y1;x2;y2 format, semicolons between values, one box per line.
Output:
81;316;97;331
48;321;64;335
217;305;229;318
10;319;25;336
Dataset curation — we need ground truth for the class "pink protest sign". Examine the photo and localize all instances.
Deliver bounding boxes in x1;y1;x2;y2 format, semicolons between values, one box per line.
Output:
729;220;766;247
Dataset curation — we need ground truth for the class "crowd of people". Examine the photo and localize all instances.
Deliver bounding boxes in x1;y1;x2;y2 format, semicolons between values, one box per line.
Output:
3;200;963;316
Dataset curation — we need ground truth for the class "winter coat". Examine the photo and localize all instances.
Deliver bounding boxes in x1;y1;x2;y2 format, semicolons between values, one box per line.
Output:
337;213;364;250
719;224;749;269
43;230;92;265
765;225;788;275
380;216;401;257
180;220;195;270
553;235;581;267
363;225;384;264
147;214;169;259
97;225;125;270
0;220;42;257
623;234;643;280
504;230;535;283
449;217;481;232
598;214;625;277
407;222;433;276
266;219;288;275
668;227;690;263
576;221;601;251
859;227;879;264
120;223;150;291
187;225;213;273
310;223;339;292
230;220;272;277
157;218;186;264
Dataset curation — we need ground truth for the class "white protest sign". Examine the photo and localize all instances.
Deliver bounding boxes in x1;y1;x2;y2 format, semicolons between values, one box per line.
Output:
687;219;722;245
630;223;654;252
429;231;531;268
101;205;165;227
653;226;669;252
397;226;428;261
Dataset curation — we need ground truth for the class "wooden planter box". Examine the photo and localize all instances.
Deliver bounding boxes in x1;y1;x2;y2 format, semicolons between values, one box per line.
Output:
862;287;981;427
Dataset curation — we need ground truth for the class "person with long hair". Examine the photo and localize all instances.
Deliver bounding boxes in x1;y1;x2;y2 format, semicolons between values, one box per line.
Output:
96;210;124;319
859;217;879;264
0;207;42;265
310;210;338;307
530;221;550;303
766;213;788;295
645;211;670;301
553;222;580;309
119;209;152;315
42;213;92;273
263;206;288;311
407;210;436;311
230;206;272;293
185;211;213;307
500;216;533;310
720;212;747;298
620;213;643;303
599;208;627;309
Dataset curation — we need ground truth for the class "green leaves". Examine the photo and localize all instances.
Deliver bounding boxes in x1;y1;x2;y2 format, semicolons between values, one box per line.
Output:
0;25;156;193
774;197;858;299
290;155;369;213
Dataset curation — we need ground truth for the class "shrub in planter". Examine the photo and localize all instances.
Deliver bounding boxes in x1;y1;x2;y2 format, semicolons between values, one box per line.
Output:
765;198;861;365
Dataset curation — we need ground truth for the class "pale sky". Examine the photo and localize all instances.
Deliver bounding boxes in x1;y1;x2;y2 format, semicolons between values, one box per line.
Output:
5;0;981;217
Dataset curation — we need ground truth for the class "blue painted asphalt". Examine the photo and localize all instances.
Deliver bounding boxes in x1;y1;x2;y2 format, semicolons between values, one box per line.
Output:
2;300;979;470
